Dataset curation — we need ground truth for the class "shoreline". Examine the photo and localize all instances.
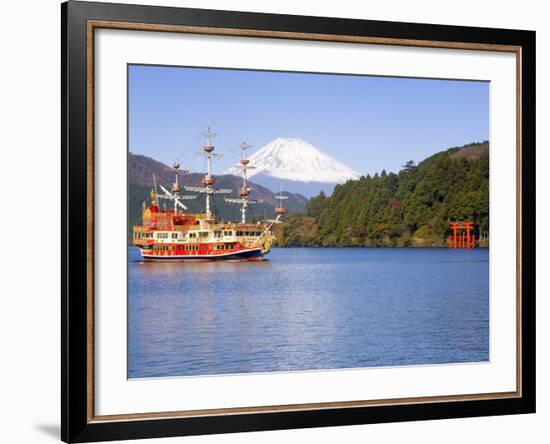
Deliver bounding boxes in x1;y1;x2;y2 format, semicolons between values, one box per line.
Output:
272;245;489;249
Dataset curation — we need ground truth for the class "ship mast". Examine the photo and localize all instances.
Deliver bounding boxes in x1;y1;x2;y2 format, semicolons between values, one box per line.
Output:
225;140;263;223
274;185;288;215
239;141;252;224
225;141;263;224
156;159;197;212
184;127;231;217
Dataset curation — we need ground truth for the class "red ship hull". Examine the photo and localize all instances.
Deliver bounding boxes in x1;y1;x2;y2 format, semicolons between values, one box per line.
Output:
138;245;265;262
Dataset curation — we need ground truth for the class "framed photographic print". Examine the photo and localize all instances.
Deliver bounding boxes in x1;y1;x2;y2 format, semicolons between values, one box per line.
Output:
61;1;535;442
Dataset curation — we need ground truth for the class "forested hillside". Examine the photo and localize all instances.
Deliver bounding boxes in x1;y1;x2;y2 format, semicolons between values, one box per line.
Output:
275;141;489;247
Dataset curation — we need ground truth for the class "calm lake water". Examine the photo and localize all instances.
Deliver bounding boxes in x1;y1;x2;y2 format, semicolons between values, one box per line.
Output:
128;247;489;379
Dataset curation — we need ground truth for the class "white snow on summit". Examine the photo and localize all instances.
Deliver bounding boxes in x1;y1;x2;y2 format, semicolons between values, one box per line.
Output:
225;138;360;183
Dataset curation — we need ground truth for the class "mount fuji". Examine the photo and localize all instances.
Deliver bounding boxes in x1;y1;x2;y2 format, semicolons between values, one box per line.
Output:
224;138;360;197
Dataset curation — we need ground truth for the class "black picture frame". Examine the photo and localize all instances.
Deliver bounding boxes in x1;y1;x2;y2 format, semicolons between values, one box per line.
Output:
62;1;536;442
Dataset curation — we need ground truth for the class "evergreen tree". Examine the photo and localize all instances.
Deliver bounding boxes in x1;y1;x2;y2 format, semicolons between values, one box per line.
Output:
276;141;489;247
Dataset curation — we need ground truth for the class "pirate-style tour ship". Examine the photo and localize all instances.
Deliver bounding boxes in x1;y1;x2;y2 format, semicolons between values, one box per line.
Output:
132;128;284;261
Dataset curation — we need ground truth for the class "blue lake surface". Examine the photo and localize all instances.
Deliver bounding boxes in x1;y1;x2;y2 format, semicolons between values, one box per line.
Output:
128;247;489;378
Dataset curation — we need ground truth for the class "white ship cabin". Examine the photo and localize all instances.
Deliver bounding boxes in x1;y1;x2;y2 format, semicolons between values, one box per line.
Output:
150;227;265;244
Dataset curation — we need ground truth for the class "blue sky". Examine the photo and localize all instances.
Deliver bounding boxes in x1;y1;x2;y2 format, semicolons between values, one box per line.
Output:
128;64;489;176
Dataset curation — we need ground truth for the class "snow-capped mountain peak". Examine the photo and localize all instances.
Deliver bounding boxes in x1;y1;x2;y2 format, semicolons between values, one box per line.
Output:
225;138;360;184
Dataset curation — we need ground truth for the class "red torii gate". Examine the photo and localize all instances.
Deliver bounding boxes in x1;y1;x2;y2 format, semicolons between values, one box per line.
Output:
448;221;476;248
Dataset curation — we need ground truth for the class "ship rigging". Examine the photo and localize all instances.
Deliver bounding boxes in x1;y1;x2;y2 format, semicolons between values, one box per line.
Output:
132;128;284;261
183;127;232;218
224;140;263;223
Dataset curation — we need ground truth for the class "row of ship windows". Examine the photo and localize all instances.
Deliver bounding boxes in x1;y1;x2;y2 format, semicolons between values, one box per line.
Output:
215;243;235;250
157;232;178;239
236;231;262;237
135;232;180;240
188;232;210;238
136;231;261;240
135;232;154;239
150;244;199;252
149;244;234;252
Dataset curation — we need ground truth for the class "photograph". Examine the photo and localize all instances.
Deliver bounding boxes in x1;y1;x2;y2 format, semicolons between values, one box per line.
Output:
56;1;538;441
127;64;490;379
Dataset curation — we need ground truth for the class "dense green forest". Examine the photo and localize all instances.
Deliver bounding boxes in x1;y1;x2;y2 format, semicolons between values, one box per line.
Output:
274;141;489;248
